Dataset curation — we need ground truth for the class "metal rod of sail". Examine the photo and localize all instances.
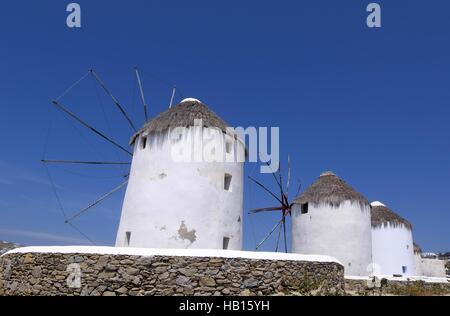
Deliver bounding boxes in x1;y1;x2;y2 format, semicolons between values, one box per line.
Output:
275;221;283;252
134;67;148;121
286;155;291;200
169;86;176;108
283;219;288;253
249;206;284;214
248;176;283;205
261;159;284;193
51;100;133;156
65;180;129;223
41;160;131;165
256;217;284;250
90;70;138;132
296;179;302;197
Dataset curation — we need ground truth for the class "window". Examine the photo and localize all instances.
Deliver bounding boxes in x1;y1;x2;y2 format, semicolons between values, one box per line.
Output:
402;266;407;274
301;203;309;214
224;174;232;191
140;136;148;149
223;237;230;250
125;232;132;246
225;141;232;154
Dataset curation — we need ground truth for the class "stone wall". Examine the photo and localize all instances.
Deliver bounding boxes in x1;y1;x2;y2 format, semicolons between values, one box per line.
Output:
0;252;344;296
345;278;450;296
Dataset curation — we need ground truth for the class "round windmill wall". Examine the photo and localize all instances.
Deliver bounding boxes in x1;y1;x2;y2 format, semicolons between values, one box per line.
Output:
291;201;373;276
115;125;244;250
371;224;415;276
370;202;415;276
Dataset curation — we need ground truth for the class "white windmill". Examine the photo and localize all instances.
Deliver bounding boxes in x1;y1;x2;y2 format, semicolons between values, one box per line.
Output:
44;69;245;250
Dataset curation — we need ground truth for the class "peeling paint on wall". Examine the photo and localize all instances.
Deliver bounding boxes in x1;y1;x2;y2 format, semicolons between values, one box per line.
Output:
177;221;197;244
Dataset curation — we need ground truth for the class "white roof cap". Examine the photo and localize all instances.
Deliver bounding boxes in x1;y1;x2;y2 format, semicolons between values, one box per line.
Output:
371;201;386;207
181;98;202;103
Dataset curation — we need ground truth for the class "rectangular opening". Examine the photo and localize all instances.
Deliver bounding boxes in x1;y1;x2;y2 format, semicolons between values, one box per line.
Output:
140;136;147;149
223;237;230;250
224;174;232;191
225;141;232;154
402;266;407;274
125;232;131;246
301;203;309;214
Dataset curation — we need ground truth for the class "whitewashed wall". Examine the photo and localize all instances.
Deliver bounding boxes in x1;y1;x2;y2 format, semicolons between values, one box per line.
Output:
291;201;372;276
414;255;447;278
371;225;415;276
116;126;244;250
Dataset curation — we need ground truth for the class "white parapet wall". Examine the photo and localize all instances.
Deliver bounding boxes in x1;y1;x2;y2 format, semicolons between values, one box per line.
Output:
345;275;449;284
2;246;341;264
414;254;447;278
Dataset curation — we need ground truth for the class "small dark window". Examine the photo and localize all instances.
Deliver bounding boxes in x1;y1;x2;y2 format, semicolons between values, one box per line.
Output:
223;237;230;250
225;141;232;154
224;174;232;191
402;266;407;274
125;232;132;246
301;203;309;214
140;136;147;149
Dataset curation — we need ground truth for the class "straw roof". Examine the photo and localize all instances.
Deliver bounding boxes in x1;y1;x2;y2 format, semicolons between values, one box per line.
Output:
294;171;370;208
130;98;228;144
413;242;422;254
370;201;412;230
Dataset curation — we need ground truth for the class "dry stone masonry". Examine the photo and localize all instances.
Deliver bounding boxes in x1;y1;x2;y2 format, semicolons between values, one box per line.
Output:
345;278;450;296
0;251;344;296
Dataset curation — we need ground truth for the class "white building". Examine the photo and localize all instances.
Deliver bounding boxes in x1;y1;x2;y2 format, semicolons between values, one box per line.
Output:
291;171;373;276
413;243;447;278
370;201;415;276
116;98;245;250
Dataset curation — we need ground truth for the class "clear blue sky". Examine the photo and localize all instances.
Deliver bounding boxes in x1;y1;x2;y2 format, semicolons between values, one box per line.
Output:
0;0;449;252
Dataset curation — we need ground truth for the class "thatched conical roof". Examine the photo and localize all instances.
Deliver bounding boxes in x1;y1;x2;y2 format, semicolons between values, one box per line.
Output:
294;171;370;208
130;98;228;144
370;201;412;230
413;242;422;254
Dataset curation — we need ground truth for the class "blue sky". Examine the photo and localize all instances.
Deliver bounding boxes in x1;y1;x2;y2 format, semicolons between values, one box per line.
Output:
0;0;449;252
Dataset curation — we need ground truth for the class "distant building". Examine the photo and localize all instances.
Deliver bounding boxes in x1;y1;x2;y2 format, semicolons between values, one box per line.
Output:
413;243;447;278
291;171;373;276
370;201;415;276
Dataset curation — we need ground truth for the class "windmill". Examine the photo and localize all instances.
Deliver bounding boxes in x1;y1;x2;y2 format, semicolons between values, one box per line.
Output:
42;68;178;243
248;156;300;253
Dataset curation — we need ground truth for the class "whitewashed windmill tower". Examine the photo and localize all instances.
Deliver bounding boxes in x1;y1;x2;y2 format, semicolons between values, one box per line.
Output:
370;201;415;276
115;98;245;250
291;171;373;276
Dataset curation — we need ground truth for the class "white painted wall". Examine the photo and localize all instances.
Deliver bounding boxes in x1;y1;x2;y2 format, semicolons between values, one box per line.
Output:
414;255;447;278
291;201;372;276
371;225;415;276
116;126;244;250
